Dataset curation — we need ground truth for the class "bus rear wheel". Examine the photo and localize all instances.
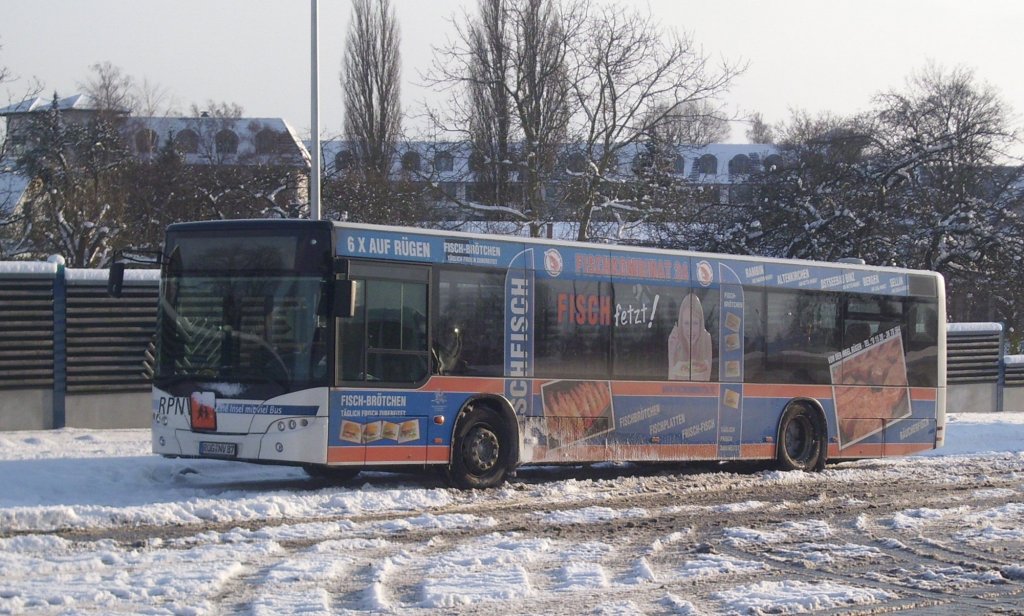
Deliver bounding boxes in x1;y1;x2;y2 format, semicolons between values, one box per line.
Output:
776;404;826;472
447;406;511;489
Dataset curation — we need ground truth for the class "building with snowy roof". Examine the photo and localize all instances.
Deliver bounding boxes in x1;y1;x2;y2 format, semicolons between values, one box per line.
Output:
322;139;778;184
319;139;780;218
0;94;310;215
2;92;781;228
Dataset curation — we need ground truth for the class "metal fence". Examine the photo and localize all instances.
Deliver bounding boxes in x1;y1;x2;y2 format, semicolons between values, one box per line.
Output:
0;265;55;392
0;276;1018;430
0;262;158;430
66;270;158;394
945;323;1004;414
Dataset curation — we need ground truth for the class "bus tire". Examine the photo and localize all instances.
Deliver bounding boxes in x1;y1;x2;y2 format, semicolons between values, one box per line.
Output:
776;403;827;472
447;405;511;489
303;465;360;483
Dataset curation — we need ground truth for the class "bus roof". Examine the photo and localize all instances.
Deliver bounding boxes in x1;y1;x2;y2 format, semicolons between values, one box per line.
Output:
163;219;942;296
331;220;941;280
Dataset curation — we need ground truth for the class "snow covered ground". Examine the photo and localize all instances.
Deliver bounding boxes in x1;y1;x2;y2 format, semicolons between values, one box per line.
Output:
1;413;1023;614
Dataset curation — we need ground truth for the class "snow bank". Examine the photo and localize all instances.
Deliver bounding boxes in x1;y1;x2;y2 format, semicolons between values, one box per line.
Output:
947;322;1003;333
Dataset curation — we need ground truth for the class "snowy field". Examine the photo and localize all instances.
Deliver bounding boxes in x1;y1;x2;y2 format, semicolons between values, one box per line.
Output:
1;413;1023;615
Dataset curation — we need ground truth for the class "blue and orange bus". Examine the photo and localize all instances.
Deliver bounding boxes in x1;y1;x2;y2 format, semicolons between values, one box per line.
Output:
130;219;945;488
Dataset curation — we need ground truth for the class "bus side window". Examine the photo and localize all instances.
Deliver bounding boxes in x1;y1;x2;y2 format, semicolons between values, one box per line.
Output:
905;299;939;387
338;277;429;384
844;321;872;346
744;287;766;383
765;290;840;385
434;269;504;376
536;279;611;379
337;280;366;382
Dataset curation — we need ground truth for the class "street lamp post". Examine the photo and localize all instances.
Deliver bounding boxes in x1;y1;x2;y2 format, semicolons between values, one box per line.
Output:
310;0;321;221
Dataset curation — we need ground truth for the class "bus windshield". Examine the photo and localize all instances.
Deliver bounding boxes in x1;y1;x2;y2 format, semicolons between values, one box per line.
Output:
155;274;329;395
154;224;333;397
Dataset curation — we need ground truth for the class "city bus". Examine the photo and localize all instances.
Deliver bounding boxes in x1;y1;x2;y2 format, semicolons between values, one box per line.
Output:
121;219;946;488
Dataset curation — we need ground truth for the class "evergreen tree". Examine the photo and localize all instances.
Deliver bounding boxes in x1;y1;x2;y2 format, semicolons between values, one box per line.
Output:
15;95;131;266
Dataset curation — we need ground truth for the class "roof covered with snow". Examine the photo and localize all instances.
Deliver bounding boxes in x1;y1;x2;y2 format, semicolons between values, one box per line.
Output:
1;94;308;168
0;93;121;116
124;116;309;167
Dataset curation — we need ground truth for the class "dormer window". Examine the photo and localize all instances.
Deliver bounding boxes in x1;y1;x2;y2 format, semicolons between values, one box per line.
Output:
695;154;718;175
673;155;685;174
215;129;239;155
566;152;587;173
173;129;199;154
135;128;158;155
434;151;454;173
255;128;283;154
728;154;752;176
335;150;356;172
401;151;421;172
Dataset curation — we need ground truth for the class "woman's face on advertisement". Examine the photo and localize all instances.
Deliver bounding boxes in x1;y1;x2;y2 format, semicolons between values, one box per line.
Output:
678;302;701;340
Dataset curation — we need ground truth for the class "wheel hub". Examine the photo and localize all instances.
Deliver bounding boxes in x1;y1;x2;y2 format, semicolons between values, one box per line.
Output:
466;426;500;473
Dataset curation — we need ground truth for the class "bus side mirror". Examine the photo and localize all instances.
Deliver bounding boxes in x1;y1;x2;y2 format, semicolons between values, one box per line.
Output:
108;262;125;298
334;280;357;318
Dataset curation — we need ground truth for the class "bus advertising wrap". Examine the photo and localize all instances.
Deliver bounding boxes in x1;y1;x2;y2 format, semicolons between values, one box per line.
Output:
335;227;913;297
324;225;939;467
717;263;744;458
505;249;535;418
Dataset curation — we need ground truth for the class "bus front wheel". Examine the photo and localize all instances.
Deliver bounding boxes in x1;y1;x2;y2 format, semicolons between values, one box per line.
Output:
776;404;826;472
447;405;511;489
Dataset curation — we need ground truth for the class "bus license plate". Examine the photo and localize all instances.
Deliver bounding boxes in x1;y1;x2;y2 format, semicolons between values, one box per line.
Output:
199;441;237;458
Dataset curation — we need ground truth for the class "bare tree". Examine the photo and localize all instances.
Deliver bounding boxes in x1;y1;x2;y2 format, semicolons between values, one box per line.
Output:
0;43;12;160
710;110;880;262
135;77;177;116
79;61;136;113
465;0;516;212
79;62;179;117
746;111;775;144
507;0;577;235
564;3;744;241
0;45;9;90
649;99;731;147
0;42;40;258
871;64;1023;293
342;0;401;183
187;100;245;119
429;0;579;234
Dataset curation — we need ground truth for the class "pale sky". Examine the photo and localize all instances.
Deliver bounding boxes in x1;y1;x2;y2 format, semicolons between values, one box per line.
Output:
1;0;1022;142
